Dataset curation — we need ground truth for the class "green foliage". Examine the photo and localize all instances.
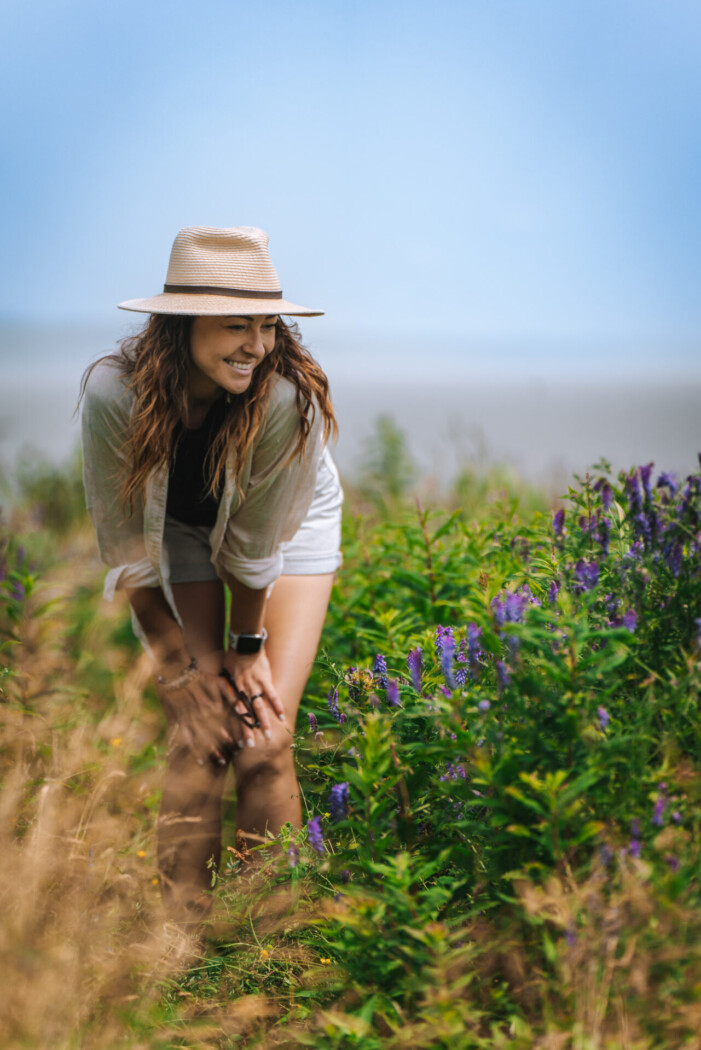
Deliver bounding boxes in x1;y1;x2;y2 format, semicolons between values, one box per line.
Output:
13;446;87;534
3;437;701;1048
0;519;38;692
355;414;418;513
289;456;701;1043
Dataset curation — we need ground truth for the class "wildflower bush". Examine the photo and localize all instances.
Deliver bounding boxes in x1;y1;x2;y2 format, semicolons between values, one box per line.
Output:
1;444;700;1048
279;456;701;1047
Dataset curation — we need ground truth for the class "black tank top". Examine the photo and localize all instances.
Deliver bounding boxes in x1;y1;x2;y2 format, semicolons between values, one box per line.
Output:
166;398;228;526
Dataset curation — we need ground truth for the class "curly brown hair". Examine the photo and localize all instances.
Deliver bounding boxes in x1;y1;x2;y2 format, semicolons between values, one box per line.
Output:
79;315;336;513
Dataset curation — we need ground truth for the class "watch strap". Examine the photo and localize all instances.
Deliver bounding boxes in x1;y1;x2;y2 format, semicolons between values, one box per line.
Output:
228;627;268;654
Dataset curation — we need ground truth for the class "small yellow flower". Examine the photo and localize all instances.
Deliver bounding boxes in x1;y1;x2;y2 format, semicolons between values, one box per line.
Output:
136;850;146;858
323;812;330;818
320;957;331;965
110;737;123;747
259;948;270;961
151;877;159;886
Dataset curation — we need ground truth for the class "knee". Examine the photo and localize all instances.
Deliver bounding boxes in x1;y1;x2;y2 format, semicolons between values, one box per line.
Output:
234;734;294;794
164;746;228;811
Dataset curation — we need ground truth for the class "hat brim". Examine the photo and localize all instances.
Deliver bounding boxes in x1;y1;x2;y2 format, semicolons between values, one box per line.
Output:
118;293;323;317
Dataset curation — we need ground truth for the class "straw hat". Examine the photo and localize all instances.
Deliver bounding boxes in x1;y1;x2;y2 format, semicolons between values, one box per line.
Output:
118;225;323;317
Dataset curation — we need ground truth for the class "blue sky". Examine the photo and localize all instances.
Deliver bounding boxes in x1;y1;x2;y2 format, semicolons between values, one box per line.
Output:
1;0;700;378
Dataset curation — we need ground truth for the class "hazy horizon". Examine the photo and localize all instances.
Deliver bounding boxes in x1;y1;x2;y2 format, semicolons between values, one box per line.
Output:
2;320;698;497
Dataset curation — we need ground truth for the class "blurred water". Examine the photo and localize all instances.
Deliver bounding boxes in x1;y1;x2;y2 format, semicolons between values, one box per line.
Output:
1;321;699;490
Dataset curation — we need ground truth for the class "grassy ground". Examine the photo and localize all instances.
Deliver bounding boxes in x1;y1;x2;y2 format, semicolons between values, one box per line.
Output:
1;427;700;1049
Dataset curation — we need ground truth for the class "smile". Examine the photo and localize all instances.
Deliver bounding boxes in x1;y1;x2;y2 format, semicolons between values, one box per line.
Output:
225;359;255;374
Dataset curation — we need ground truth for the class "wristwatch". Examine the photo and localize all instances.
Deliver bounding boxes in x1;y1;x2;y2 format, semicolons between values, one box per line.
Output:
228;628;268;655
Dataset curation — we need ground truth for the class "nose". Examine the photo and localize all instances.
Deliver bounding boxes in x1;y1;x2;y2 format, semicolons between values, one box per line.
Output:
245;322;267;359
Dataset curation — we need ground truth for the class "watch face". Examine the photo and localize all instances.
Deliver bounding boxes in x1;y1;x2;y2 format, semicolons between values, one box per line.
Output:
236;634;263;654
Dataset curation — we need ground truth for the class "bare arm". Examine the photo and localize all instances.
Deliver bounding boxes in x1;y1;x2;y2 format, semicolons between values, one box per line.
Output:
221;575;286;738
125;584;245;760
125;585;190;672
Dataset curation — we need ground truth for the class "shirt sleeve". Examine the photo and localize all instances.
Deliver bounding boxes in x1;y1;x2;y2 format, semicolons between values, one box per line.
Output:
81;360;161;597
217;377;325;589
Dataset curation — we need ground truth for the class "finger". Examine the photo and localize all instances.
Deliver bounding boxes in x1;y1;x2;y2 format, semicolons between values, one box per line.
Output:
252;680;285;723
265;684;286;723
224;707;247;750
249;694;273;740
235;702;256;748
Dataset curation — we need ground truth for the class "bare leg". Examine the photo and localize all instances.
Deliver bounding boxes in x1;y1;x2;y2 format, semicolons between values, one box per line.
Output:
159;580;227;920
158;574;334;910
232;574;335;845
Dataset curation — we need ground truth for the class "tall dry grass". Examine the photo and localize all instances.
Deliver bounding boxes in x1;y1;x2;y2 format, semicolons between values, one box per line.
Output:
0;530;198;1049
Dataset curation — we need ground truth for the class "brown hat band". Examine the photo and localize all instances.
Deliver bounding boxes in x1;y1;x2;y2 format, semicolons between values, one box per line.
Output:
163;283;283;299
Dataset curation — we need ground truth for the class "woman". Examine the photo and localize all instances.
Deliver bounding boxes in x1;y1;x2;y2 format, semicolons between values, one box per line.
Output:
80;226;342;923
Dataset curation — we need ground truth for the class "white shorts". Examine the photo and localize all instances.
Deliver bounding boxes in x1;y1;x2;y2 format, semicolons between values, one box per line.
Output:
164;448;343;585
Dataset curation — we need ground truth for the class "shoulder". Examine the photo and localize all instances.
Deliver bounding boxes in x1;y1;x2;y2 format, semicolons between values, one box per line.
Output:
267;373;301;414
260;374;303;436
82;357;133;416
266;373;322;418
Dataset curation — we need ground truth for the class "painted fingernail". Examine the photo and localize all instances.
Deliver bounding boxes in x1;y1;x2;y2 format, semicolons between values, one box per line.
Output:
278;713;286;722
264;729;272;741
217;756;227;766
247;739;255;748
237;739;245;750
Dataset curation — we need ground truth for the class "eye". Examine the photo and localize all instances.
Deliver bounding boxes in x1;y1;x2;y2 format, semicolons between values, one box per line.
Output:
226;323;246;331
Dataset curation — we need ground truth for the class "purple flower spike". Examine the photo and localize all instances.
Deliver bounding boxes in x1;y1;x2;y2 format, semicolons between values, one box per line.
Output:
597;706;610;730
640;462;654;503
573;559;600;593
491;591;528;627
329;782;349;822
622;609;637;632
597;517;611;557
407;647;423;692
548;579;560;605
663;543;683;577
626;471;643;515
373;654;388;689
665;854;680;872
553;508;566;540
496;660;511;691
466;623;483;677
308;712;318;733
629;818;642;858
441;633;457;690
288;844;299;868
386;678;401;707
652;794;666;827
307;816;324;854
327;688;341;723
435;625;456;658
656;471;678;497
601;482;613;511
635;512;652;547
478;699;491;712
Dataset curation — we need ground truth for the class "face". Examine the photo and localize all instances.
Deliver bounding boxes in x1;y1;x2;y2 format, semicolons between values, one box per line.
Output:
188;314;278;400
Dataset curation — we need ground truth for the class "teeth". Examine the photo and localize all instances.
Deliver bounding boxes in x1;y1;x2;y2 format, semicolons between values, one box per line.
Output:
226;360;253;372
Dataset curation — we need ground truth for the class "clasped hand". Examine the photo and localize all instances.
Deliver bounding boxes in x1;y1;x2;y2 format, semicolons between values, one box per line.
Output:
159;650;285;765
